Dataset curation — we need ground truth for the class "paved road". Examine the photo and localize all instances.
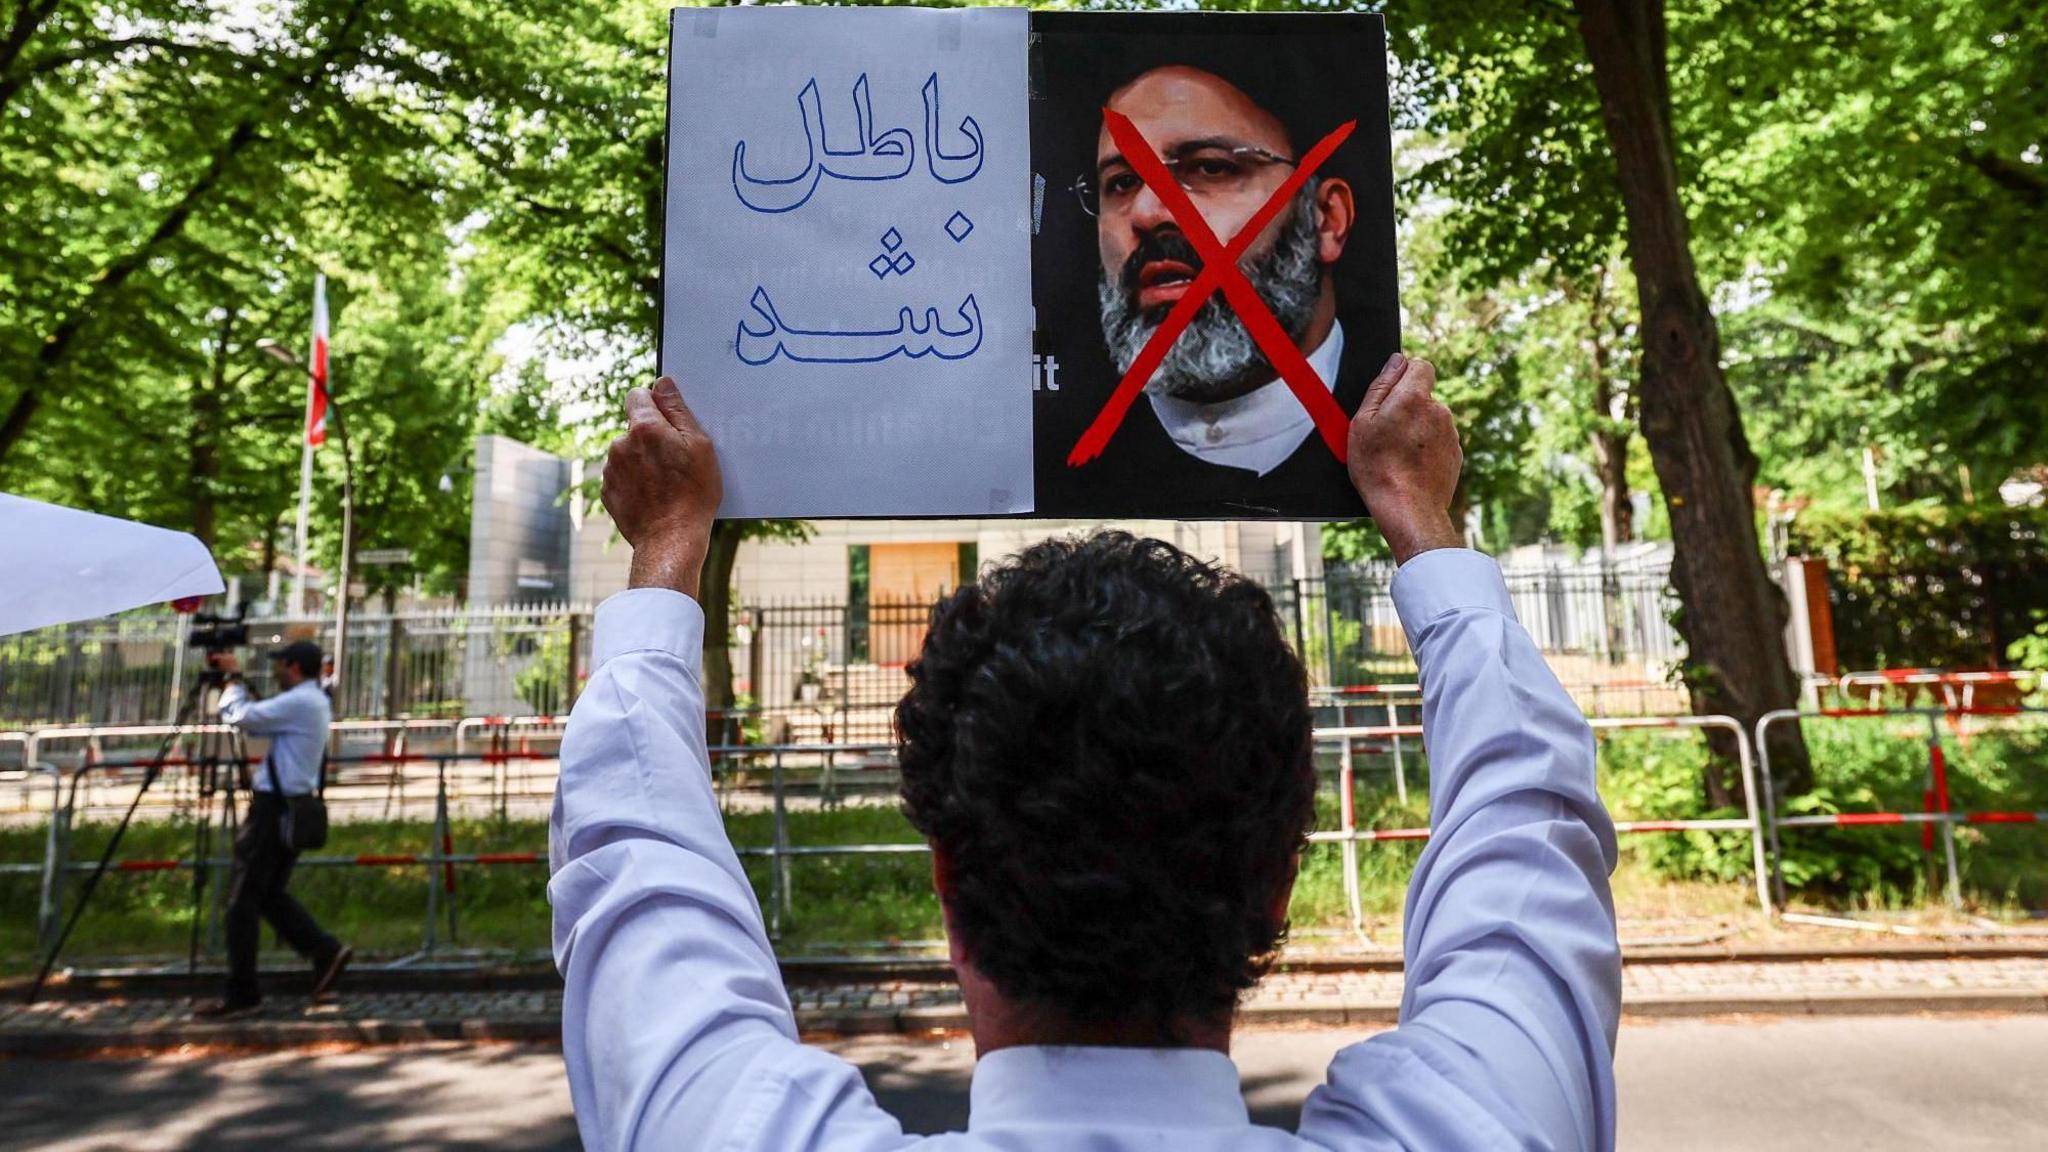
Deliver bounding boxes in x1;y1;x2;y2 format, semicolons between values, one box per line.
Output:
3;1016;2043;1150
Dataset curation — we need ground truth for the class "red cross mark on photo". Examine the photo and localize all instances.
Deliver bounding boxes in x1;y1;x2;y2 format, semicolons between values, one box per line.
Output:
1067;110;1359;469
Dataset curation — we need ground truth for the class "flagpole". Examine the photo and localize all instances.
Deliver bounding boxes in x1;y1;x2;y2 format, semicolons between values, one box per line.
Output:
289;273;325;618
290;423;314;616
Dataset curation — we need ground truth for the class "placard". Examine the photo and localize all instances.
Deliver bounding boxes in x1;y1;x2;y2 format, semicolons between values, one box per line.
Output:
662;9;1396;519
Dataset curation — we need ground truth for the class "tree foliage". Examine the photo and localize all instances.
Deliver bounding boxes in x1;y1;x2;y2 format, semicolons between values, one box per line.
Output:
0;0;574;594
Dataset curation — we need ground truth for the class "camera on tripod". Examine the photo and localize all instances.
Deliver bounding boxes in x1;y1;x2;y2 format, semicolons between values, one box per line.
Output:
187;609;248;654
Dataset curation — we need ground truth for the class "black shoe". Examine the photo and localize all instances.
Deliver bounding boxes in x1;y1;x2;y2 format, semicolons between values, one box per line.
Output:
311;944;353;1000
194;996;262;1020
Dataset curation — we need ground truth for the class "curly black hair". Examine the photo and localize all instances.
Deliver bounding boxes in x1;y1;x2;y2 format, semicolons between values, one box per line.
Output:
896;531;1316;1039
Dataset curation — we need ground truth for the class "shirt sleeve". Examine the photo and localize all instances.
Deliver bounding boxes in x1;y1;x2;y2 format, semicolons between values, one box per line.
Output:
549;587;913;1152
217;680;293;735
1297;549;1621;1152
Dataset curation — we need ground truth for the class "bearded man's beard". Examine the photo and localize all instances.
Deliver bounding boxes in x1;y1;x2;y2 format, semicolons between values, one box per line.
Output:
1097;183;1324;405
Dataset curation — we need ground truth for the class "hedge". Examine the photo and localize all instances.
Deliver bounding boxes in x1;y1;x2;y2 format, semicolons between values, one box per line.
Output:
1790;505;2047;671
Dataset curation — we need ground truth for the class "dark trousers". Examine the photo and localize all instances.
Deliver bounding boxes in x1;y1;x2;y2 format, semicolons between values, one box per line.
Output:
225;792;339;1000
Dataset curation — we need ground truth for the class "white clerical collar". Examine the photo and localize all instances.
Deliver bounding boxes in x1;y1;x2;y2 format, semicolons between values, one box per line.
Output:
1146;319;1345;478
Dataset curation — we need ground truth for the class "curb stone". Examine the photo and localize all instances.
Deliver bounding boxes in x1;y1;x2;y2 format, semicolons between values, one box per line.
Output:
5;957;2044;1055
6;991;2042;1056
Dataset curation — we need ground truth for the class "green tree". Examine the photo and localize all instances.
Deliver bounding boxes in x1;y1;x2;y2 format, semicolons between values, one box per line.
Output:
2;1;569;596
1514;257;1649;554
1389;0;1812;800
1688;0;2047;510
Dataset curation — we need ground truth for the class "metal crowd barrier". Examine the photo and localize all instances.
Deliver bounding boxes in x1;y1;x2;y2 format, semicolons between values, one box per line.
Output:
6;741;916;960
1310;714;1771;925
45;695;2044;964
1833;668;2040;713
1756;705;2048;918
1315;677;1691;722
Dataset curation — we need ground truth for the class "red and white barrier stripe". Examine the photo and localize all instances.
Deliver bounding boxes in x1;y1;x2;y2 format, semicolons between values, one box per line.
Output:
1777;811;2046;829
1839;668;2036;690
78;850;549;874
1308;827;1431;844
1310;816;1758;846
1813;705;2026;719
1834;668;2040;716
1317;683;1421;697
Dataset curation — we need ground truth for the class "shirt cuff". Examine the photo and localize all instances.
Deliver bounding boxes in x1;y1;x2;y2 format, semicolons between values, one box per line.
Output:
591;587;706;674
1390;548;1517;650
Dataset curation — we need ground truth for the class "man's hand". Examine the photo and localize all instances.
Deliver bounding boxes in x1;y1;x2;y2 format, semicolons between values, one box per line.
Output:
1348;353;1464;565
603;377;723;599
206;651;240;674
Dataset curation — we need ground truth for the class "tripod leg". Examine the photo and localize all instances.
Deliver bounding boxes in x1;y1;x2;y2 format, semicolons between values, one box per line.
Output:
187;756;213;976
210;771;236;957
28;676;212;1004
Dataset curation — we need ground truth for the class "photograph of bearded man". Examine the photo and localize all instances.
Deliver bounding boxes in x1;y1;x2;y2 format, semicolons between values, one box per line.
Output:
1029;14;1399;519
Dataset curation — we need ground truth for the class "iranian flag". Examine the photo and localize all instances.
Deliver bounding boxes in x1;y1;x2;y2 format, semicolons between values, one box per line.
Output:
306;274;330;447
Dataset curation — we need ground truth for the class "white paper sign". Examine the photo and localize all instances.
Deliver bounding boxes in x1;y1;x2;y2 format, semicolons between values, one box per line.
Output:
0;494;224;635
663;6;1034;518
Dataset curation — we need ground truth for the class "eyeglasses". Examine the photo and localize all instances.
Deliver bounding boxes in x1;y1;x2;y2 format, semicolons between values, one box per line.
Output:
1070;144;1298;218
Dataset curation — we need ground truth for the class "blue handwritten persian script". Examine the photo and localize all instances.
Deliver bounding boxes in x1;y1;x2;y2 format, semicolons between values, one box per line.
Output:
731;73;984;212
664;7;1032;517
737;289;982;365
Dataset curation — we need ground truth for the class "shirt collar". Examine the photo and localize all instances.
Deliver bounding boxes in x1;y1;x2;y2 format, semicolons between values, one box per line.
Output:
1145;319;1345;478
968;1046;1250;1133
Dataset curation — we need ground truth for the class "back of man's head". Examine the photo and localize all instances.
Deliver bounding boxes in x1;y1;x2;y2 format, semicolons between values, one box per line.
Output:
897;531;1315;1041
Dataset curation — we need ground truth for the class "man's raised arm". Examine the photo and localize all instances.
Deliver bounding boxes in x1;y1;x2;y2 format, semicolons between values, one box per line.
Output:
209;658;294;734
1299;356;1622;1151
549;379;909;1151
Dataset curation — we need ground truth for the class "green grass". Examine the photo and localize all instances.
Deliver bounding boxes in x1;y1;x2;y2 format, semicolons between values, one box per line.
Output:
0;790;1653;970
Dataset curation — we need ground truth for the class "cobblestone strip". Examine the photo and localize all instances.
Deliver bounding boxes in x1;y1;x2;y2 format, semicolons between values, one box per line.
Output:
4;957;2043;1051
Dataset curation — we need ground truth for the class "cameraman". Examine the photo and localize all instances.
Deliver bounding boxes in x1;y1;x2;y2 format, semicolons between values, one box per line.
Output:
196;640;352;1018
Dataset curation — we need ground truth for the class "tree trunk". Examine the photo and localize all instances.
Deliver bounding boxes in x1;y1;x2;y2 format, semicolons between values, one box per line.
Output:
260;509;280;586
1590;418;1632;555
699;520;744;741
1573;0;1812;803
1586;265;1634;555
188;309;233;548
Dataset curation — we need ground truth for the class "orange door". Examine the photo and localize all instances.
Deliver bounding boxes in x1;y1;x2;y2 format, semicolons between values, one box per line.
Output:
869;543;959;664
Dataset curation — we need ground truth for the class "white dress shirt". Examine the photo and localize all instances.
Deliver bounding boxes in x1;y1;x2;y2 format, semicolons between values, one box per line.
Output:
1146;320;1345;476
218;679;331;795
550;548;1620;1151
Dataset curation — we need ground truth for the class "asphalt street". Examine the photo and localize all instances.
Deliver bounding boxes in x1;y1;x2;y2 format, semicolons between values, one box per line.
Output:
3;1015;2043;1150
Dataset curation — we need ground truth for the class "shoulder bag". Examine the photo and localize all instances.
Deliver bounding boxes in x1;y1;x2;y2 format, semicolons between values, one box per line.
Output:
265;746;330;852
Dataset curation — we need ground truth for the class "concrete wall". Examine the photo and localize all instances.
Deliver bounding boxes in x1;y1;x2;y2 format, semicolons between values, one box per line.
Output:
466;435;573;604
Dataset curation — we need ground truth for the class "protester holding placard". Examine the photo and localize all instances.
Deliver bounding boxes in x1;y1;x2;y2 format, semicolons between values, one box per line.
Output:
547;355;1621;1150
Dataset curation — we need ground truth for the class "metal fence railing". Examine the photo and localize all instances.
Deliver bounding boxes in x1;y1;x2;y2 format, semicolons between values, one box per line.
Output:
0;563;1686;731
0;604;591;730
4;710;1777;969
